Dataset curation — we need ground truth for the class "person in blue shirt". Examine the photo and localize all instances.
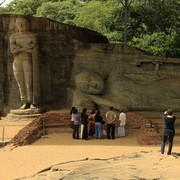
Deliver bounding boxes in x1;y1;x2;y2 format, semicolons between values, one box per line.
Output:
161;109;176;155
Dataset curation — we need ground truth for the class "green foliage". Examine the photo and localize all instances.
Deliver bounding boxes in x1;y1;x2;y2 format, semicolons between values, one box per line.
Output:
74;1;108;34
36;0;82;25
131;32;180;58
78;0;91;2
0;0;179;57
131;0;180;34
105;31;123;43
0;5;9;13
74;0;122;41
5;0;46;15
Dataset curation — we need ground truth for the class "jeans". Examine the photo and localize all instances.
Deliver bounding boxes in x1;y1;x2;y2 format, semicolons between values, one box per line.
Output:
161;134;174;155
95;122;102;139
73;125;79;139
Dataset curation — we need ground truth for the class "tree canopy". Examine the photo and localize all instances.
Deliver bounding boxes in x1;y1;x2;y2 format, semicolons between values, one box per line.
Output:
0;0;179;58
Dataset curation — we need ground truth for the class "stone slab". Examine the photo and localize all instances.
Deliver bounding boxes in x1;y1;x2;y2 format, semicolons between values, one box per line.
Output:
6;113;41;121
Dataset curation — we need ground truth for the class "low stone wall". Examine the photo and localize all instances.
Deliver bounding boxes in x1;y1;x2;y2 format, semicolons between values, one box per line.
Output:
137;123;161;145
9;110;71;146
9;110;161;146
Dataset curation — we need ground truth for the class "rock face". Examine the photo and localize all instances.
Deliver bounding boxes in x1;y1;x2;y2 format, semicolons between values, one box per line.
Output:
0;14;180;114
72;44;180;111
0;14;108;114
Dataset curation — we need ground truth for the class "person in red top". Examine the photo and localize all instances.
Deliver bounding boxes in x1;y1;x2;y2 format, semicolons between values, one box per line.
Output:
88;109;96;137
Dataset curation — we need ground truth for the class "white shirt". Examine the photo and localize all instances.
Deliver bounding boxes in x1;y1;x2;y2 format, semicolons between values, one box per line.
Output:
119;112;126;126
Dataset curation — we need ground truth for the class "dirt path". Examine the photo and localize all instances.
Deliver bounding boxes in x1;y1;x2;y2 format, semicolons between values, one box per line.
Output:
0;111;179;180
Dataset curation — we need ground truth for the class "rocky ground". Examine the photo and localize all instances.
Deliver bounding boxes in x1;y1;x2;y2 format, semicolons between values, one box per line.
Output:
0;111;179;180
16;150;180;180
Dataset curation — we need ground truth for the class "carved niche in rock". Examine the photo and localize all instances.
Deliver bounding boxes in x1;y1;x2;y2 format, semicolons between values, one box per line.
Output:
1;14;180;114
71;44;180;111
0;14;108;114
9;17;40;110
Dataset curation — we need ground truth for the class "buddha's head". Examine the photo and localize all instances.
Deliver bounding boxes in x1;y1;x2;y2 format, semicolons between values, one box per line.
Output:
75;72;104;95
16;17;29;33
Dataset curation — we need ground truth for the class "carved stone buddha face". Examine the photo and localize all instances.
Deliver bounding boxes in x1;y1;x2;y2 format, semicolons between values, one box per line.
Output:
16;17;29;33
75;72;104;95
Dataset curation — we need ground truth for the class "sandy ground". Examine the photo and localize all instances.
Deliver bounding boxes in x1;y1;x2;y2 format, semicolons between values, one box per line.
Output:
0;114;180;180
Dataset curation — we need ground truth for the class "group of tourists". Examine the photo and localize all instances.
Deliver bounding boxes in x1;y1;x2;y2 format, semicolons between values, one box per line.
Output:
70;105;177;155
70;106;126;140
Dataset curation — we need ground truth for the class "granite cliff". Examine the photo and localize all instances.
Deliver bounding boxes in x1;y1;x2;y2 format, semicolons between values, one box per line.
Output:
0;14;180;114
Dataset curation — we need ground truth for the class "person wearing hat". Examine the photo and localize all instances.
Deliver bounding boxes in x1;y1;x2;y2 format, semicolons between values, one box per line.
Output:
161;109;176;155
